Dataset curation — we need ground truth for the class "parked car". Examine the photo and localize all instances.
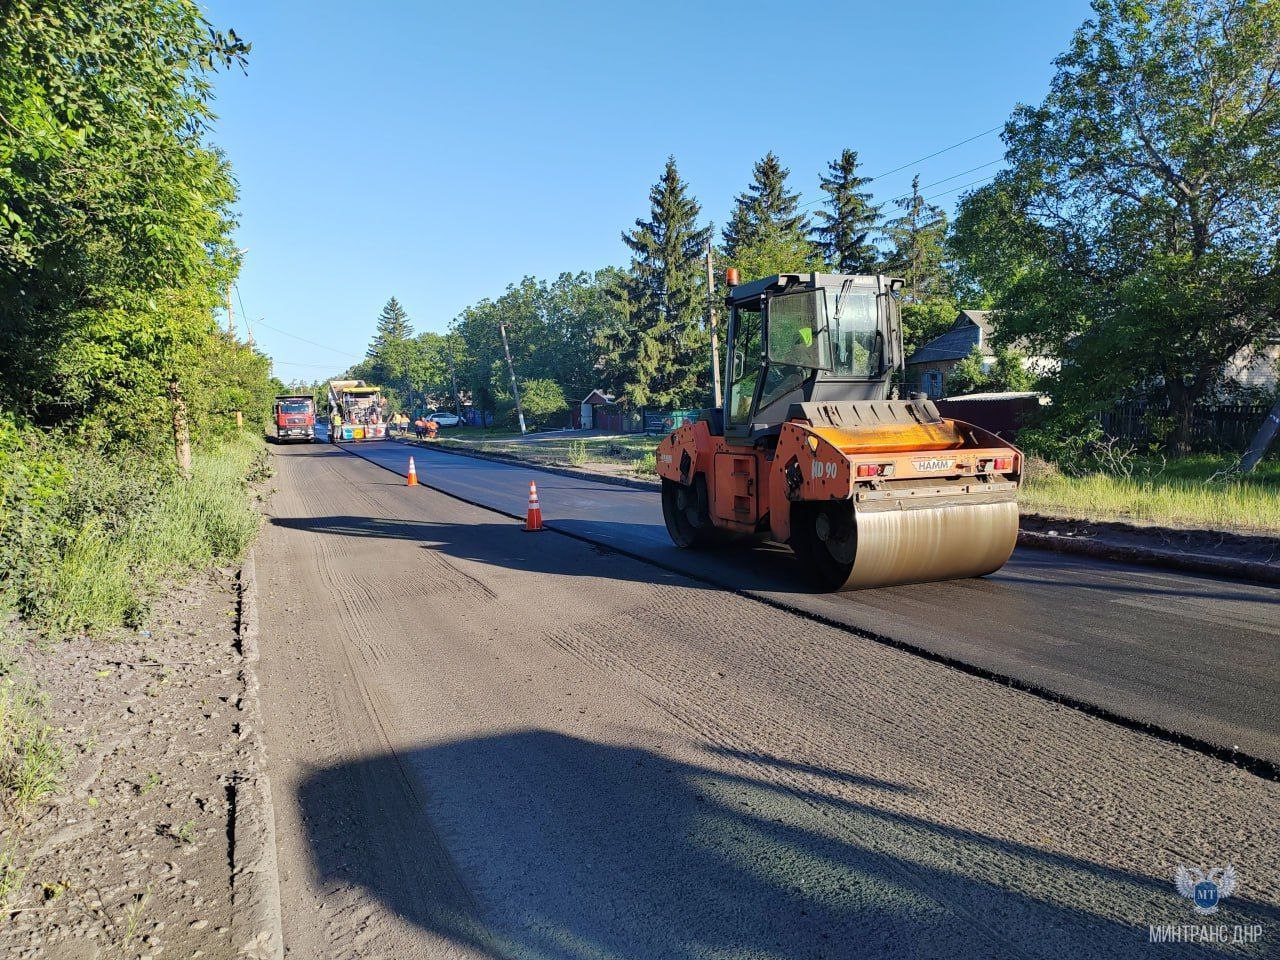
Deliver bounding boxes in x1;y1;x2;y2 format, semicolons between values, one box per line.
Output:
427;411;463;427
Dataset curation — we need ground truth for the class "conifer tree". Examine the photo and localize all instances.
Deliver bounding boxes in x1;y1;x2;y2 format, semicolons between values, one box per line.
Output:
884;176;950;301
813;149;881;273
367;296;413;359
608;157;711;406
721;152;808;257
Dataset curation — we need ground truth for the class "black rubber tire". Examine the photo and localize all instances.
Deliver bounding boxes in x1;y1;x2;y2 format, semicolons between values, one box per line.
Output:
789;503;858;590
661;477;719;549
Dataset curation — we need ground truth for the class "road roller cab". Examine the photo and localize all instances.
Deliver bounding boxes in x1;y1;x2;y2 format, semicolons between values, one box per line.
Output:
655;271;1023;589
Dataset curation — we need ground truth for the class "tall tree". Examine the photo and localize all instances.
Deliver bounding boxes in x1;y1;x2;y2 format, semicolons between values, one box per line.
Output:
607;157;711;406
884;175;950;301
812;149;881;273
722;152;809;259
0;0;253;461
367;297;414;359
951;0;1280;454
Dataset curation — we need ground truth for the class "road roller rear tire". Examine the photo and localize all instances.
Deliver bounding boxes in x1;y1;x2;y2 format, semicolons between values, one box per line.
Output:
662;477;720;549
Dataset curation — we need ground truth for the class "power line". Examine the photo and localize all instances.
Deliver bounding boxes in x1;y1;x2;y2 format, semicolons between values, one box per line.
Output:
865;125;1004;183
923;173;1000;202
796;124;1004;210
254;318;364;359
234;284;253;343
889;158;1004;203
270;359;352;370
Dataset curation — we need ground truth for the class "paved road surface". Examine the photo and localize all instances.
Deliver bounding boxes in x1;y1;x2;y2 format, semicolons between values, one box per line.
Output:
256;441;1278;959
340;436;1280;769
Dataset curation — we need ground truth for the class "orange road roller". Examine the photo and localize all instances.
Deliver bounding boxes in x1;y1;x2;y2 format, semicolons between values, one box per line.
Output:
656;272;1022;589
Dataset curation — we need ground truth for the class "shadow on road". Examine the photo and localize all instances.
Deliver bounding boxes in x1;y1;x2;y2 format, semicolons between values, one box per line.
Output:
270;512;821;594
296;730;1274;959
269;510;1274;608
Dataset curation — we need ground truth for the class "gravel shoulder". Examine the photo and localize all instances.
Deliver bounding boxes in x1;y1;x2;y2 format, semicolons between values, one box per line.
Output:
256;440;1280;959
0;568;271;960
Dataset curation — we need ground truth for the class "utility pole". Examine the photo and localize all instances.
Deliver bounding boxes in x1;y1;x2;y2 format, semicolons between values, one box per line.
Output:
705;240;723;409
498;321;527;434
1238;400;1280;473
445;338;465;417
225;286;235;338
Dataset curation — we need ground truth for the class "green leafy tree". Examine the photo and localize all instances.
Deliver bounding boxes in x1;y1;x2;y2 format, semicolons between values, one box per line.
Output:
813;149;881;273
0;0;257;464
449;271;620;417
951;0;1280;455
607;157;711;406
900;298;962;361
514;378;567;429
945;345;1036;396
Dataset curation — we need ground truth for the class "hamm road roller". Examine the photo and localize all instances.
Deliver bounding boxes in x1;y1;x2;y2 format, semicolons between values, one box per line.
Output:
656;272;1021;589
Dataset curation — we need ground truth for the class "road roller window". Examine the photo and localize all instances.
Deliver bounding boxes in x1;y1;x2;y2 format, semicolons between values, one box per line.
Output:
766;289;830;371
727;303;763;425
828;287;879;378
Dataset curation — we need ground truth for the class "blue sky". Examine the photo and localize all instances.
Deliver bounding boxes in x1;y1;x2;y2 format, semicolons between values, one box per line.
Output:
204;0;1092;382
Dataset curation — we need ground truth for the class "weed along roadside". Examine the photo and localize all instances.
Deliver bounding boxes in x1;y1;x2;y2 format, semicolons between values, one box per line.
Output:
0;432;281;960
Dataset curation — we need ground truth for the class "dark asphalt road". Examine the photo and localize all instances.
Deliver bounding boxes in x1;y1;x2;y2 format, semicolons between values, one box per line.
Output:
329;434;1279;768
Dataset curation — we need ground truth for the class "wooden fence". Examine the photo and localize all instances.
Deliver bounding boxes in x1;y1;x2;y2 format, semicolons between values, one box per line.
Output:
1099;402;1268;452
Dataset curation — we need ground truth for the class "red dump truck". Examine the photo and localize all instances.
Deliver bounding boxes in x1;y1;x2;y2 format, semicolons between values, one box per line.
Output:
271;394;317;443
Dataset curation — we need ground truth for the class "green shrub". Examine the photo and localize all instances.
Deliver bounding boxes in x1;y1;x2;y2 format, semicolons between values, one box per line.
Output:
0;416;263;636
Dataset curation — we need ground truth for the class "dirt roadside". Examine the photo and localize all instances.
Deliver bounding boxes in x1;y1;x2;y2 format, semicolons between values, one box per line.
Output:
0;561;280;960
408;434;1280;583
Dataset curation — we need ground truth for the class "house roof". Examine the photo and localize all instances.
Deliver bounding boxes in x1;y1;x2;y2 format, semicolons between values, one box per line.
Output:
580;389;615;405
906;309;1005;365
907;325;987;364
959;310;994;334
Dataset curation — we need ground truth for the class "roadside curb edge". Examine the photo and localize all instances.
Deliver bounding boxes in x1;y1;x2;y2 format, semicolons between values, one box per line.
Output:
1017;529;1280;585
231;549;285;960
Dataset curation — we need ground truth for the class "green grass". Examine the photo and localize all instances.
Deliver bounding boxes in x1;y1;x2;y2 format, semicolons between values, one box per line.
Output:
19;433;266;636
0;672;65;813
1021;456;1280;533
435;431;662;475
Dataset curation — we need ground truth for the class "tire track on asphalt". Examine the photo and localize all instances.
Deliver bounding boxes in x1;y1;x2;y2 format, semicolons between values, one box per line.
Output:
262;446;492;960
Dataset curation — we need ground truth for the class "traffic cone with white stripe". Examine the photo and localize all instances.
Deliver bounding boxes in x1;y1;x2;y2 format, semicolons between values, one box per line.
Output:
406;456;419;486
524;480;543;532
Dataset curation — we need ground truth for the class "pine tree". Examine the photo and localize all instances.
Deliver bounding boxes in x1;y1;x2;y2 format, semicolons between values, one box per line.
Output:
884;176;950;300
609;157;712;406
812;149;881;273
367;296;413;359
721;152;808;257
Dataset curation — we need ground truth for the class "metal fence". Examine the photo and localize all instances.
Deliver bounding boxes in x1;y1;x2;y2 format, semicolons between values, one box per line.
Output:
1099;402;1268;452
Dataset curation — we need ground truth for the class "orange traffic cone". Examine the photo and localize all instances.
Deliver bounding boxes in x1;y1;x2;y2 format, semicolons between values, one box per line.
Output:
406;456;419;486
524;480;543;532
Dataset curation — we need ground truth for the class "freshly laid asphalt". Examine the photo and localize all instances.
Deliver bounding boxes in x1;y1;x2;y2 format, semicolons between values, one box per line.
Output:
336;434;1279;770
